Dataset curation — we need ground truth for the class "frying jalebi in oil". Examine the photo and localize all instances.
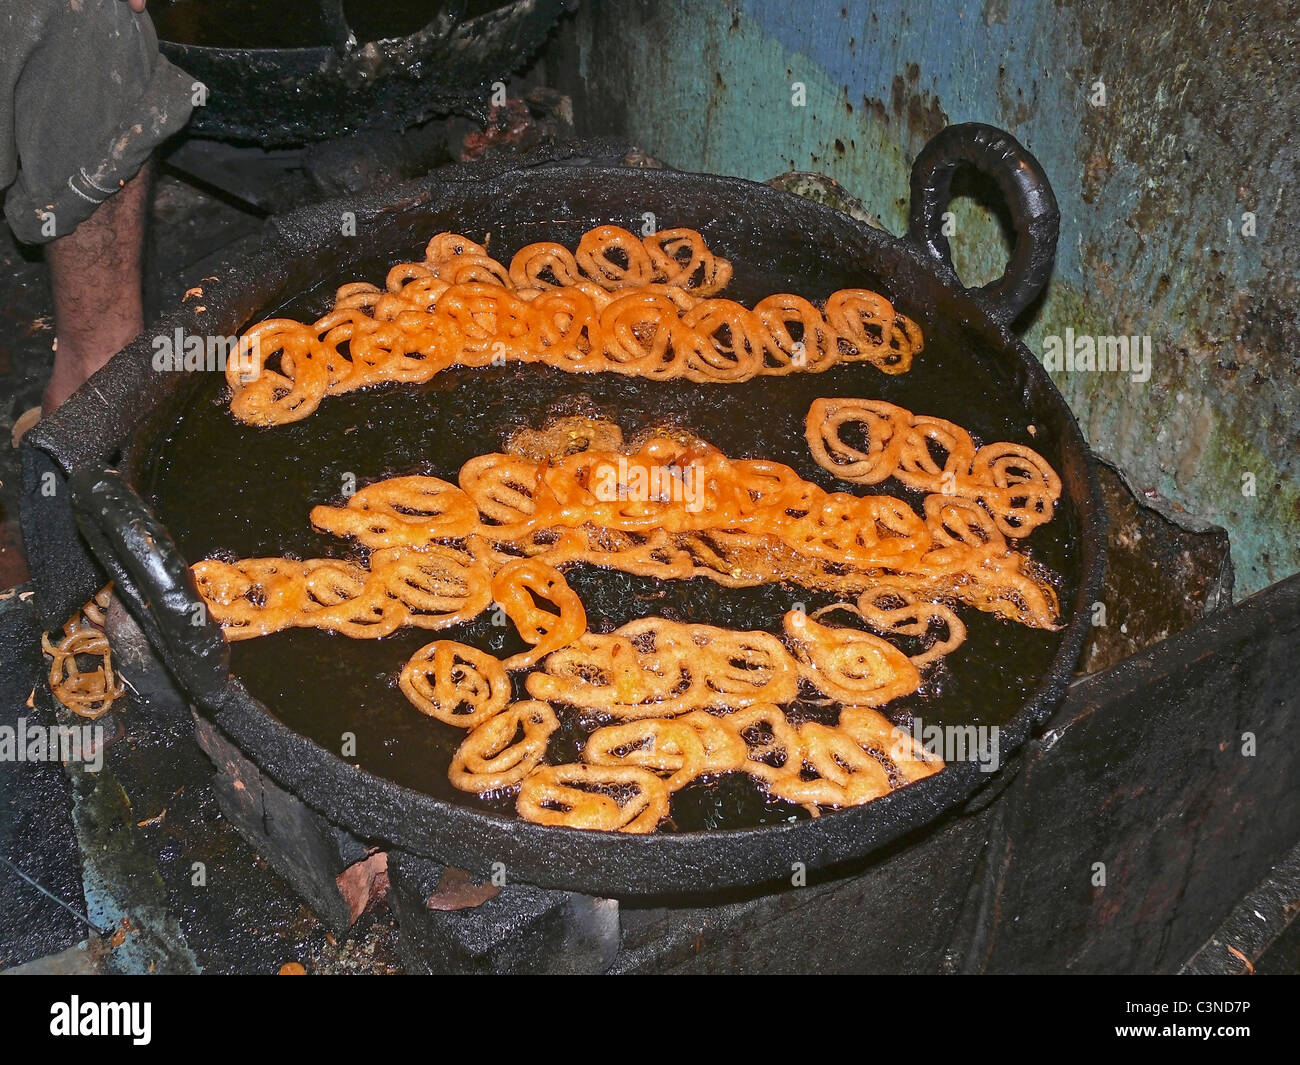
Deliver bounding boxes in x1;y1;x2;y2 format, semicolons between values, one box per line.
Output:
524;618;804;717
515;763;672;833
768;722;897;807
447;700;560;792
225;226;923;426
805;397;1061;536
722;703;807;788
192;545;493;640
300;420;1058;630
398;640;511;727
584;712;749;791
573;701;942;817
829;584;967;667
782;610;922;707
192;399;1065;832
489;558;588;670
838;705;945;783
307;475;479;549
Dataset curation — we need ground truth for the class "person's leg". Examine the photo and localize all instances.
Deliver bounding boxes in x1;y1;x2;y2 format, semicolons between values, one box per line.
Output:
0;0;194;411
42;162;150;413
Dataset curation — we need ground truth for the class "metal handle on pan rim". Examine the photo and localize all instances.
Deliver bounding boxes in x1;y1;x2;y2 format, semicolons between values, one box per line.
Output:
907;122;1059;325
67;468;230;699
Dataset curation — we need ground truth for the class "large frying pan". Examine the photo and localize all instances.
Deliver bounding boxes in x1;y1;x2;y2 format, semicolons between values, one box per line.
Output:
29;127;1103;897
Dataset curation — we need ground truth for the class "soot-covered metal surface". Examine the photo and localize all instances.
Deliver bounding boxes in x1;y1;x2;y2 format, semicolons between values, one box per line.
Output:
156;0;570;145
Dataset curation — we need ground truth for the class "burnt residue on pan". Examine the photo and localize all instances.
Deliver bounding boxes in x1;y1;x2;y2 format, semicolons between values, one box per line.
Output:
142;232;1080;832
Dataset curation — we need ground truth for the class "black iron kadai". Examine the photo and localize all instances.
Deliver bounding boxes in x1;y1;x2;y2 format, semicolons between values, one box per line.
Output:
22;126;1105;898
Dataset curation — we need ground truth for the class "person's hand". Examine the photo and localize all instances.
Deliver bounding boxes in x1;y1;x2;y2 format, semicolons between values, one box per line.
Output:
120;0;147;12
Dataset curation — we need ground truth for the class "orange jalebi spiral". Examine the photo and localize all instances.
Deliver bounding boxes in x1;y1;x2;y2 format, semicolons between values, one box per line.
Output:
192;397;1069;831
489;558;588;670
585;711;749;791
192;545;493;641
299;423;1057;629
782;611;922;708
524;618;804;717
805;398;1061;536
515;763;671;833
814;585;967;667
226;227;922;426
448;700;560;792
398;640;511;728
307;476;478;549
41;585;125;720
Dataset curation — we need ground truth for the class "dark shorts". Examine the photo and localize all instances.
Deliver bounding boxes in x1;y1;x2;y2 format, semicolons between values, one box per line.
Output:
0;0;195;244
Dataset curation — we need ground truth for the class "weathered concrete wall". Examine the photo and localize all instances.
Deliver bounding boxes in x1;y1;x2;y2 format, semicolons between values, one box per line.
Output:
549;0;1299;595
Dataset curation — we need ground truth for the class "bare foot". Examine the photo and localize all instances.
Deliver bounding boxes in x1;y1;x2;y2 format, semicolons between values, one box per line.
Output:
41;348;99;414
